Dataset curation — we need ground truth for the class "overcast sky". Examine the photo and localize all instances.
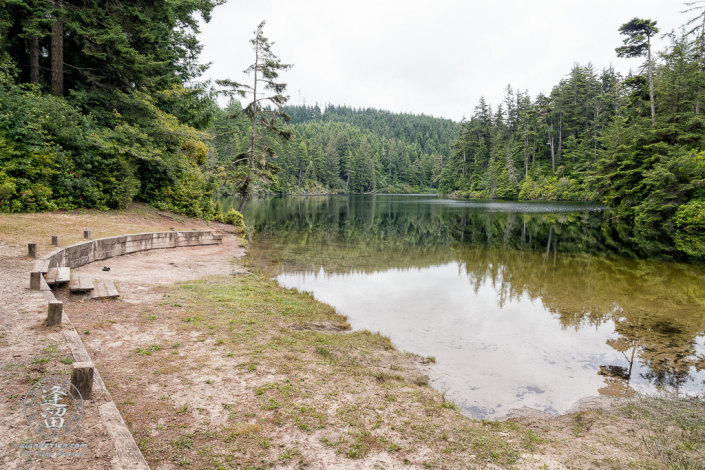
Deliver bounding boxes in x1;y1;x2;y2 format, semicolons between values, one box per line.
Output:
198;0;689;122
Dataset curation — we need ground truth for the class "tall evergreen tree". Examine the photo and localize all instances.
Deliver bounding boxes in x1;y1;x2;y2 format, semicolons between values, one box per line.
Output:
616;18;659;124
217;21;293;211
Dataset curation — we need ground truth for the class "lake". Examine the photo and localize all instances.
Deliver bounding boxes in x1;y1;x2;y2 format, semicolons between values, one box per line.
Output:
232;194;705;419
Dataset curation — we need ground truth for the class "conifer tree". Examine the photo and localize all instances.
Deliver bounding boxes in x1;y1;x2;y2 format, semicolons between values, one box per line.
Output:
217;21;293;211
616;18;659;124
682;1;705;113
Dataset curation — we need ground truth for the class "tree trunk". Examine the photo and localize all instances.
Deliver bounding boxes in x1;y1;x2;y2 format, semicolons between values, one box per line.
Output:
698;26;704;113
594;104;600;164
557;113;562;162
547;121;555;173
237;175;249;212
462;150;466;178
51;0;64;96
524;121;529;177
241;26;261;212
647;35;655;124
30;36;39;84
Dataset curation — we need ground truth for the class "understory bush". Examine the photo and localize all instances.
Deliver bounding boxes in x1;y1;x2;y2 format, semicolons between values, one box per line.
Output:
673;199;705;258
0;61;217;217
223;209;245;229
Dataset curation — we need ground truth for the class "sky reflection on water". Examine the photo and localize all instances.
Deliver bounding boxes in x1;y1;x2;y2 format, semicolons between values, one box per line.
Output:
241;195;705;419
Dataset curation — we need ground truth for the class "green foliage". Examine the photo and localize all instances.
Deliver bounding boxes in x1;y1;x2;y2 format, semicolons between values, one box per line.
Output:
208;104;457;195
439;22;705;259
675;199;705;232
444;66;619;202
674;199;705;257
223;209;245;229
0;0;223;217
0;0;224;100
615;18;659;59
0;62;218;215
215;21;293;211
518;175;589;201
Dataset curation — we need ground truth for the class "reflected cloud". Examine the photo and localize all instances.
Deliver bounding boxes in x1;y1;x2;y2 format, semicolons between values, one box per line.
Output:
239;195;705;418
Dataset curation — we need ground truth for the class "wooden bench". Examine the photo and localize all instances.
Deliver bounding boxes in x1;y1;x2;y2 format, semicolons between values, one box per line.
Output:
91;280;119;300
37;259;50;274
70;276;95;293
45;267;70;285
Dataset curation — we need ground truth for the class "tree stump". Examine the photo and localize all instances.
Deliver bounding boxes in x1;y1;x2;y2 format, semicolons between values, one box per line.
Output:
30;272;41;291
47;301;63;326
51;235;60;247
71;362;94;400
28;243;37;259
83;230;91;239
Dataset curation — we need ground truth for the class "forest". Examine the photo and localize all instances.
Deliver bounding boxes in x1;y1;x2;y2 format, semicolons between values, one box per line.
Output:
0;0;224;218
208;103;459;195
0;2;703;258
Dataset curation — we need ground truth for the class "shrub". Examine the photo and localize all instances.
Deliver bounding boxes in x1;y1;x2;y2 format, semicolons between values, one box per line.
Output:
224;209;245;229
0;60;213;215
674;199;705;259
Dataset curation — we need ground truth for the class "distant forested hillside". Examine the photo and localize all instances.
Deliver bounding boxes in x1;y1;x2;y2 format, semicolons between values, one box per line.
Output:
208;104;460;194
285;105;459;157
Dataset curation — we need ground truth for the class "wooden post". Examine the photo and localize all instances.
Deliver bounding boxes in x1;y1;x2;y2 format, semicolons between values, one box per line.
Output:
30;272;42;291
28;243;37;259
47;301;63;326
51;235;60;247
83;230;91;239
71;362;93;400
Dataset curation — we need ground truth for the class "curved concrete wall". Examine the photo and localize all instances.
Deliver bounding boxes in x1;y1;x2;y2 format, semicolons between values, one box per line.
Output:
36;231;223;270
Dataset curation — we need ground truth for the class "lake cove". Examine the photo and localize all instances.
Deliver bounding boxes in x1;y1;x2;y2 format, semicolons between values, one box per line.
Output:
3;205;705;468
240;194;705;420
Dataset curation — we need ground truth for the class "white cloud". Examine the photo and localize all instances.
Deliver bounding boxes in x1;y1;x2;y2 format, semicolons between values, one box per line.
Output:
198;0;689;121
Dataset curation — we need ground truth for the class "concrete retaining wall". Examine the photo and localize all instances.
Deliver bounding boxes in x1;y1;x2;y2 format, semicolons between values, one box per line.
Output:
28;230;223;470
39;231;223;269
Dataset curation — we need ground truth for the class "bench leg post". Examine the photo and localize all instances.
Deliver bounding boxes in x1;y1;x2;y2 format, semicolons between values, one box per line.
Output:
47;301;63;326
71;362;94;400
30;272;41;291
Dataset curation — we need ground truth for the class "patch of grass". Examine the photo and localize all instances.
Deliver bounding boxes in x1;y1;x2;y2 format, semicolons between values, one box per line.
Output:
628;394;705;469
136;344;163;356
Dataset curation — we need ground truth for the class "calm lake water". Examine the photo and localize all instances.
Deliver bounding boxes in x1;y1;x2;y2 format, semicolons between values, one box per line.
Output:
232;195;705;419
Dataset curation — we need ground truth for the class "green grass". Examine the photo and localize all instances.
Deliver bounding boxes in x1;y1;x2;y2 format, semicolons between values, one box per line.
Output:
119;272;551;468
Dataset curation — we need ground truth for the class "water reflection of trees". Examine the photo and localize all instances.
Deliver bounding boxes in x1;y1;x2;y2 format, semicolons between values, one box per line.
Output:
244;195;705;393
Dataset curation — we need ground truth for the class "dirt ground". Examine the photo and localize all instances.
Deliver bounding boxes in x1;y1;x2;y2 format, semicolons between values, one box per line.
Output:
1;205;704;469
72;234;247;304
0;256;124;469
